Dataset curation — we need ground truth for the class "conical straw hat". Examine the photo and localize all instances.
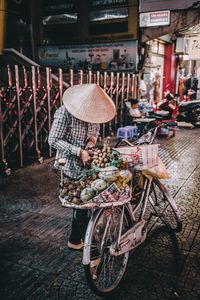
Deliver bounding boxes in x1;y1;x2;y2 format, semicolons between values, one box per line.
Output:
63;84;116;123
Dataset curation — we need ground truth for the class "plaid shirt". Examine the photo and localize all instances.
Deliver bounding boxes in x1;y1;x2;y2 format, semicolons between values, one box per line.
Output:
48;105;100;179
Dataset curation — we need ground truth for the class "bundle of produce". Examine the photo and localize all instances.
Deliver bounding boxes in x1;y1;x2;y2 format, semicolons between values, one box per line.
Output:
91;142;111;168
60;178;91;205
59;143;133;207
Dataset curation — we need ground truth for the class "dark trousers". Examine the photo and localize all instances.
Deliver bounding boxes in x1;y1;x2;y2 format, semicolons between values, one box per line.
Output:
69;209;90;244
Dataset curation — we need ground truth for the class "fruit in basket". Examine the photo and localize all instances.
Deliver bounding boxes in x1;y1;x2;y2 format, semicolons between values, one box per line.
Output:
119;170;132;181
60;188;68;198
80;187;96;202
115;170;132;189
92;142;112;168
91;179;107;192
71;197;82;205
99;166;119;182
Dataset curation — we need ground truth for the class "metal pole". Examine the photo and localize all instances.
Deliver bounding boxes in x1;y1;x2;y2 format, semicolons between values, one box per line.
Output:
109;72;114;133
126;73;130;100
131;74;135;98
59;68;63;106
120;73;125;127
23;66;28;88
0;94;4;162
7;65;12;87
15;65;23;167
134;74;138;99
46;67;52;157
102;71;107;138
32;66;39;160
79;69;83;85
88;70;92;84
70;69;74;86
37;66;41;89
115;73;120;130
49;67;52;88
96;71;100;85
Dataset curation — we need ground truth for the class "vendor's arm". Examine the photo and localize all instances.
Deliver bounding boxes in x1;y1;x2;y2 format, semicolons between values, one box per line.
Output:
48;106;81;157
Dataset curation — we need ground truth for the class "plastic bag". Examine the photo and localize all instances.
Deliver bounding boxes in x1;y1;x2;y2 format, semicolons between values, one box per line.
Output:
142;157;170;179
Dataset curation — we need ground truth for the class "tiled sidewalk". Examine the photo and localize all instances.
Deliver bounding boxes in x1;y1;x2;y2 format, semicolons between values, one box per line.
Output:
0;127;200;300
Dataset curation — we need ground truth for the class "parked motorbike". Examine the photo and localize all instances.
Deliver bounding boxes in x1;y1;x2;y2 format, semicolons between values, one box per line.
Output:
149;99;200;127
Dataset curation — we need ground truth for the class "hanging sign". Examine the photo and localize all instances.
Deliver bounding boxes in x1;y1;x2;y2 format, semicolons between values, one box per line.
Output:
39;40;138;71
188;37;200;60
140;10;170;27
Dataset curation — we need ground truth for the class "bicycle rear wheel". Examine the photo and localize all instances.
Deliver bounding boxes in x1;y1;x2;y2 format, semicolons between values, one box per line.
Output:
84;206;132;296
149;179;182;232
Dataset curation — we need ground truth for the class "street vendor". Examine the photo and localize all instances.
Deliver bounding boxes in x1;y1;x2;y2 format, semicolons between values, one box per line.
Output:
129;98;143;119
48;84;116;250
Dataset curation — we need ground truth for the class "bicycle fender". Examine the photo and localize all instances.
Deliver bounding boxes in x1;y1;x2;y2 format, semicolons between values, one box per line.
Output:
82;208;103;265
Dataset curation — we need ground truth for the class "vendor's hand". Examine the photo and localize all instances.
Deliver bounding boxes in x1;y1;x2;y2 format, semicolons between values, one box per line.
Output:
85;141;96;149
80;150;91;165
85;136;97;149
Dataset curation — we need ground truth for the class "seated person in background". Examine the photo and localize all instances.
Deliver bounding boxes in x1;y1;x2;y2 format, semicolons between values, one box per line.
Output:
158;92;175;117
129;99;142;119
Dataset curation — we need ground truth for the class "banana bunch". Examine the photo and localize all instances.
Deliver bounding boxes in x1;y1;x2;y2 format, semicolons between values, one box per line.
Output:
115;170;132;189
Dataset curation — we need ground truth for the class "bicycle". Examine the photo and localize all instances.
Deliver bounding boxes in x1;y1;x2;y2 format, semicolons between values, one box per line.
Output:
59;123;182;297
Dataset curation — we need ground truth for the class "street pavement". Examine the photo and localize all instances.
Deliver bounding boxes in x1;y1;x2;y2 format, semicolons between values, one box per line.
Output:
0;127;200;300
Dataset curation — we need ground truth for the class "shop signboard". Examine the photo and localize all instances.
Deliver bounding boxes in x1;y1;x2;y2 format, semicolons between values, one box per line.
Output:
188;37;200;60
140;0;198;12
39;40;138;71
140;10;170;27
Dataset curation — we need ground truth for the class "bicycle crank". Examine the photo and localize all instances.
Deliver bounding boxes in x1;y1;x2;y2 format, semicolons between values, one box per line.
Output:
110;220;147;256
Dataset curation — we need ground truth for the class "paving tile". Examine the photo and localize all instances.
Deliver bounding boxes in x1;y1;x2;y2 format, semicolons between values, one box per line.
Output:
0;128;200;299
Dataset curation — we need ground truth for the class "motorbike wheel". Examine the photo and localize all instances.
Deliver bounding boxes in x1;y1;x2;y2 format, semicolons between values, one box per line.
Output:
190;110;200;127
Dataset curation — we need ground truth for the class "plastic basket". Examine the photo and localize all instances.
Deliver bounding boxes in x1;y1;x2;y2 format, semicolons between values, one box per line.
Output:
113;144;159;170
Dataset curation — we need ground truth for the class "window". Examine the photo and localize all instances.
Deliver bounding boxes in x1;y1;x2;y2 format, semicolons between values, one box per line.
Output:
43;13;77;25
89;7;128;22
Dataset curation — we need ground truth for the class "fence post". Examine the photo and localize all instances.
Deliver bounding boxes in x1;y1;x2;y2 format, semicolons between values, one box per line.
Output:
96;71;100;85
79;69;83;85
115;73;120;130
70;69;74;86
88;70;92;84
126;73;130;100
131;74;135;98
109;72;114;133
59;68;63;106
120;73;125;126
102;71;107;138
46;67;52;157
7;65;12;87
23;66;28;88
0;94;4;163
32;66;40;161
15;65;23;167
37;66;41;89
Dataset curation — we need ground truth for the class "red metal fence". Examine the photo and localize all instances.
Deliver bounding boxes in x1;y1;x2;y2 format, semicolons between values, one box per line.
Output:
0;65;138;174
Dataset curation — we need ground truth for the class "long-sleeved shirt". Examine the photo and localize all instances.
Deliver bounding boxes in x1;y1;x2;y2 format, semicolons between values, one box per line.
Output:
48;105;100;179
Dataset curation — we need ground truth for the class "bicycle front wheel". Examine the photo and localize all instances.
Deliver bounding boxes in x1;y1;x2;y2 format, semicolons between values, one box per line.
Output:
149;179;182;232
84;206;132;297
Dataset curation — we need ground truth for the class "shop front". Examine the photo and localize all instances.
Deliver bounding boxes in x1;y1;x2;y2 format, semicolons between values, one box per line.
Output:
142;39;165;104
175;27;200;101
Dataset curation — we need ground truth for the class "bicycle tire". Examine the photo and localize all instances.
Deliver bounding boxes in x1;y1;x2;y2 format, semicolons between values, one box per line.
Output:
149;179;182;232
84;206;132;297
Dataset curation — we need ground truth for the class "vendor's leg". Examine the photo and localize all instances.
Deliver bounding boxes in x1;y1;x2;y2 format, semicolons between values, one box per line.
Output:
69;209;90;244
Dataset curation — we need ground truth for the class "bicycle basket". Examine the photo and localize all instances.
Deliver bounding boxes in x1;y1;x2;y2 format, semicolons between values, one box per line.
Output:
59;182;132;210
113;144;159;170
